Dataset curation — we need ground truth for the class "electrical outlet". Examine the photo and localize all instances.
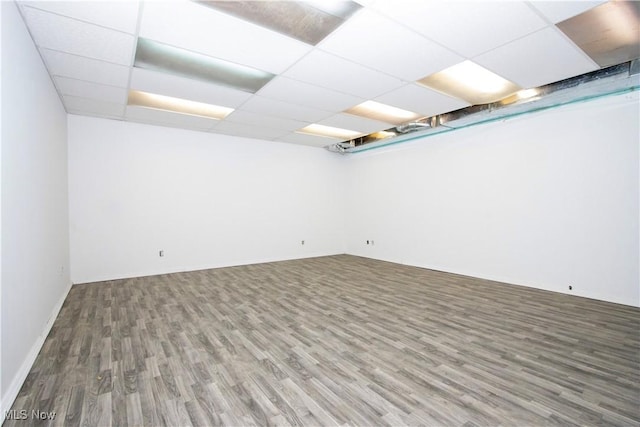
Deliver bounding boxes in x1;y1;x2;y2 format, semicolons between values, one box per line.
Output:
366;240;370;245
159;250;164;257
371;240;375;246
301;240;305;245
569;285;573;290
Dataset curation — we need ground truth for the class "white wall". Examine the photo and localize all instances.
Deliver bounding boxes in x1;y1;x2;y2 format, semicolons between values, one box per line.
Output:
346;92;639;307
0;1;4;414
69;93;639;307
68;116;346;283
1;0;71;415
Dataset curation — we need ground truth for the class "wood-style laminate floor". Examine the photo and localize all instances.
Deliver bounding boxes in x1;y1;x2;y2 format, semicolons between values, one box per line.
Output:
5;255;640;426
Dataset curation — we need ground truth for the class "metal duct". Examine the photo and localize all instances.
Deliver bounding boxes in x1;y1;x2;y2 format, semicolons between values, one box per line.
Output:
396;121;431;134
326;59;640;154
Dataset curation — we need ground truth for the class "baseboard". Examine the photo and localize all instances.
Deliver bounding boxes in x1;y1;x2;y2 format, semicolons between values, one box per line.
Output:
71;251;345;285
347;252;640;308
1;280;72;422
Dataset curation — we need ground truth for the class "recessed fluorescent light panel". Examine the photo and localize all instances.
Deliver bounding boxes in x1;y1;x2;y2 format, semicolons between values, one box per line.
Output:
298;124;362;140
557;1;640;68
134;38;274;93
345;100;421;125
194;1;361;45
418;60;521;105
128;90;234;120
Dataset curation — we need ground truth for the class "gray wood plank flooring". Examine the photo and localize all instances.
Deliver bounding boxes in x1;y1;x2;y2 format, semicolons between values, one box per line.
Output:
5;255;639;426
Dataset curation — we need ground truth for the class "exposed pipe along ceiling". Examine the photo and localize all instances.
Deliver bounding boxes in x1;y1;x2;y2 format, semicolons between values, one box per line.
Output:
326;0;640;153
327;59;640;154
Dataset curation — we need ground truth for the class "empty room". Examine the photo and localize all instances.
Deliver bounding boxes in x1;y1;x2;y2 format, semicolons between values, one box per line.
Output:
1;0;639;426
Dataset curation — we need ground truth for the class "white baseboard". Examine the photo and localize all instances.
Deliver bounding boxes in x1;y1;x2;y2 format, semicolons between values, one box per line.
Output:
1;280;72;423
71;251;345;284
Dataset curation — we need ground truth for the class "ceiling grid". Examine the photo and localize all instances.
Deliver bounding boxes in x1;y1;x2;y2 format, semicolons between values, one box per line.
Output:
15;0;639;148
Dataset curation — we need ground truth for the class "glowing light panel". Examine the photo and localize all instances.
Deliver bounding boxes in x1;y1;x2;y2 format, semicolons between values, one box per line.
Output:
128;90;234;120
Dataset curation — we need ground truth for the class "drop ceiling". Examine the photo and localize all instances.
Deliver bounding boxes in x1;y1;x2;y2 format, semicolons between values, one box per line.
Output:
15;0;639;148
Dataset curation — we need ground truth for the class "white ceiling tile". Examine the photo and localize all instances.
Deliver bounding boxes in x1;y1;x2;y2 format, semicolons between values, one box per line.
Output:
20;1;140;33
474;27;599;89
16;0;617;144
237;96;334;123
283;50;405;99
374;1;548;57
125;106;218;131
375;83;470;117
528;1;606;24
318;113;393;134
224;110;309;132
21;6;135;65
139;1;312;74
276;133;335;148
129;68;251;108
319;9;462;81
64;96;125;118
41;49;130;87
214;121;289;140
257;76;365;112
55;76;127;104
